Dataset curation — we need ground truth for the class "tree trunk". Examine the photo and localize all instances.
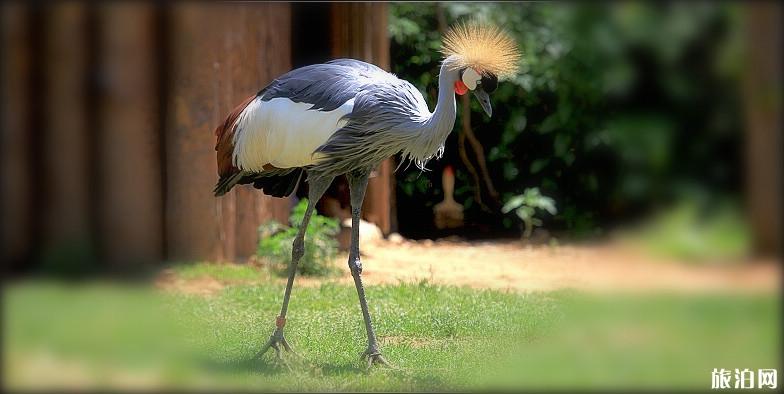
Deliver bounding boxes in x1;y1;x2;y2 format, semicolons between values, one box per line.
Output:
742;2;783;258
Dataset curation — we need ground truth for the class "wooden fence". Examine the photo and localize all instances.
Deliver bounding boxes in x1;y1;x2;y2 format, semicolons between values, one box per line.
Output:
1;2;394;273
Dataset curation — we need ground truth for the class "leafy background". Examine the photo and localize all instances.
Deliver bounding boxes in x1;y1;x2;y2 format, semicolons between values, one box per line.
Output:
390;2;744;241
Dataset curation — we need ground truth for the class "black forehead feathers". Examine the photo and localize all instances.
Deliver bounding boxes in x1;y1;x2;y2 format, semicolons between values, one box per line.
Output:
480;72;498;93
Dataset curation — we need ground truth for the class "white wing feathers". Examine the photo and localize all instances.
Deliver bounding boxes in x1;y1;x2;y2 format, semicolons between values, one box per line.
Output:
232;96;355;170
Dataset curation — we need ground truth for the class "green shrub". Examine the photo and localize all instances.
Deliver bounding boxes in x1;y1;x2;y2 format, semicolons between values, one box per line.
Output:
257;198;340;276
502;188;558;238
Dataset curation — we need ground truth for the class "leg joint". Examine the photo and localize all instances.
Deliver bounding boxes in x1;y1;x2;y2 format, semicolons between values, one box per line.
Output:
292;237;305;261
348;256;362;275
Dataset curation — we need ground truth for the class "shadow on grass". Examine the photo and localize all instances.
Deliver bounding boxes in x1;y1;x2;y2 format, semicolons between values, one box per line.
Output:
200;354;368;377
314;362;365;376
200;355;289;377
316;361;449;390
198;353;447;388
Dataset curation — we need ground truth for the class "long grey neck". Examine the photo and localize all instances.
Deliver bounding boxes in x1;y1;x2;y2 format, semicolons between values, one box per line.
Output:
406;62;459;169
426;63;459;134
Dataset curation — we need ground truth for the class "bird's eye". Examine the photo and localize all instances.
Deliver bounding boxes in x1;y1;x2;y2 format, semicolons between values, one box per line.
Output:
481;73;498;93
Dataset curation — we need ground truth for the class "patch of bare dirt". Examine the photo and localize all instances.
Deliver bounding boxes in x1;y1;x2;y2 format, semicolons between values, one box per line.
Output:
159;239;780;296
5;350;165;391
308;238;780;294
154;269;226;296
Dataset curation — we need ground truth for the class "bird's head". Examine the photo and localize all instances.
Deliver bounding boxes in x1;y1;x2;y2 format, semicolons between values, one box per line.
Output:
441;21;521;118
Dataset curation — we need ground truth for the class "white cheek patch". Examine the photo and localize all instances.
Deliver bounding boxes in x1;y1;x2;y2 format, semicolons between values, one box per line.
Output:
462;68;481;90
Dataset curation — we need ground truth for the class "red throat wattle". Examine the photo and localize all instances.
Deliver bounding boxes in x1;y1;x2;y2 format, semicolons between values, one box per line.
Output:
454;80;468;95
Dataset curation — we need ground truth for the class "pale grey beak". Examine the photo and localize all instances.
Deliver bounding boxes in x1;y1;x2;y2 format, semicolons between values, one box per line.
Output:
472;89;492;118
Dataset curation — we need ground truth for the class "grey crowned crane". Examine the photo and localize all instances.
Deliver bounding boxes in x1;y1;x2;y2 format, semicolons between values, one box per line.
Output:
213;22;520;367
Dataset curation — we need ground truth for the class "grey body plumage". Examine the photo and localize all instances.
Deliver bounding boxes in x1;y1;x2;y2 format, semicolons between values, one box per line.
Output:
311;58;458;177
216;58;461;197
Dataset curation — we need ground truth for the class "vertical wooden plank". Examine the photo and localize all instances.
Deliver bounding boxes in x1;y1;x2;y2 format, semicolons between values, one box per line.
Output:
96;3;162;268
1;3;32;268
167;3;231;262
166;3;291;262
330;4;346;58
39;2;95;268
329;2;394;234
230;8;261;258
743;2;783;258
374;4;398;234
229;8;260;259
232;4;293;259
364;3;394;234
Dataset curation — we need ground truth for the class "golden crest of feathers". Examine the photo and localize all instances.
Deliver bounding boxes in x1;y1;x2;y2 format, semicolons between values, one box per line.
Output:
441;21;521;79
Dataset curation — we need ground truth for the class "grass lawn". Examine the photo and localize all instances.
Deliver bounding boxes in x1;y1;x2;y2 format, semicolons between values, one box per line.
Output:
3;264;780;391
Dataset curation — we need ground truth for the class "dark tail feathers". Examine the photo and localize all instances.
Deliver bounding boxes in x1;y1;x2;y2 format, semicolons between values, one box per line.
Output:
213;168;303;198
213;172;245;196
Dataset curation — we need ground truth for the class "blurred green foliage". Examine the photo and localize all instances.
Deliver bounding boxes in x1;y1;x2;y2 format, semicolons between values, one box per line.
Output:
257;198;340;276
390;3;744;239
618;198;751;263
502;188;557;238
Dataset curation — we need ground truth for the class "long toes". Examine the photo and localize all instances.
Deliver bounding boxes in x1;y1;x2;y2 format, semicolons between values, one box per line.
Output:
271;342;282;359
280;337;300;356
365;357;389;370
372;355;389;367
255;342;272;360
255;332;304;371
362;351;393;370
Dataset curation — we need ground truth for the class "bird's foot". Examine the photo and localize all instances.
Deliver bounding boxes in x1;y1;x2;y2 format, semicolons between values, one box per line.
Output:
255;320;300;366
361;346;393;369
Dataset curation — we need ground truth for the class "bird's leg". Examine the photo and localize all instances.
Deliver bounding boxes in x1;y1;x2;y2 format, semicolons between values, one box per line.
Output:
347;169;392;369
256;176;333;363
